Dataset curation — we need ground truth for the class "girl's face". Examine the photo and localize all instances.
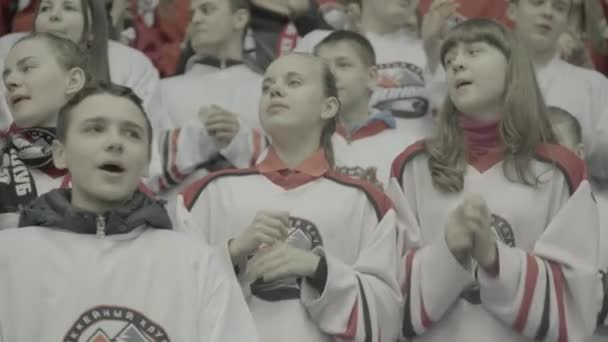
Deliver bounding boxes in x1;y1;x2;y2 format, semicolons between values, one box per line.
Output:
444;41;508;118
259;55;334;138
35;0;85;43
3;39;73;128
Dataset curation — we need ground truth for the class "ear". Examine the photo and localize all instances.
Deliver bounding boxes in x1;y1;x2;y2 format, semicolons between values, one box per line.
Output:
233;8;250;32
320;96;340;120
65;67;86;96
52;140;68;170
506;1;518;23
367;65;378;91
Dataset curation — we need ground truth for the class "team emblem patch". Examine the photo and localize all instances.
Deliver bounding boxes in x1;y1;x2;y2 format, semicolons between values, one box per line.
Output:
63;305;170;342
461;214;516;305
372;61;430;118
250;216;323;301
335;165;383;190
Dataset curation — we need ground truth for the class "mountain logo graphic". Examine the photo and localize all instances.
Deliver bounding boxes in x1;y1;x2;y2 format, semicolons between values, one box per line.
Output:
63;305;170;342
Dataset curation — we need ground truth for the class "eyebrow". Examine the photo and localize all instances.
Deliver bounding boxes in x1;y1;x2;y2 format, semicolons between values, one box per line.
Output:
80;116;146;132
2;56;36;80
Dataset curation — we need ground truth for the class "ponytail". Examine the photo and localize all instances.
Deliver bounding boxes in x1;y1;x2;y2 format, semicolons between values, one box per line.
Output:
319;61;340;168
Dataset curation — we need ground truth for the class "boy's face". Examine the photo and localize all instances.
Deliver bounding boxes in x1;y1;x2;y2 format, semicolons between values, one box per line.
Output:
35;0;85;43
54;94;150;207
363;0;418;28
3;39;74;128
317;41;375;110
508;0;571;54
259;55;336;137
189;0;243;53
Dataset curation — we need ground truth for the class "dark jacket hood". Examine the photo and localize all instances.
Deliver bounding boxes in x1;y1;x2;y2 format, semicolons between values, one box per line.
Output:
18;189;173;235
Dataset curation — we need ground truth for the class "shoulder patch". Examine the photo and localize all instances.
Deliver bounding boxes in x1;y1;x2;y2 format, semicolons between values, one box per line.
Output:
534;144;587;194
390;140;428;188
325;171;393;221
181;168;259;210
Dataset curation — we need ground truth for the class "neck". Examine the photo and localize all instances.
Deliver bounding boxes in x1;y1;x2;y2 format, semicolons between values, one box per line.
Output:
71;186;126;215
341;100;371;132
271;129;322;169
464;110;500;122
360;9;401;34
530;45;558;68
197;35;244;62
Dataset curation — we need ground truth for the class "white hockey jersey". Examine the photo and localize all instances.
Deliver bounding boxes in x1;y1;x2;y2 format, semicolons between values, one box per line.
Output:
0;189;258;342
295;29;445;122
160;62;263;130
333;111;435;190
0;32;172;138
177;148;402;342
536;56;608;182
0;227;258;342
387;141;600;342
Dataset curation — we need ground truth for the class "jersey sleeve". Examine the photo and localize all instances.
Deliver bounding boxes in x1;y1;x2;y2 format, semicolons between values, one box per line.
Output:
197;245;260;342
477;179;600;341
299;194;402;342
146;121;264;194
386;156;475;339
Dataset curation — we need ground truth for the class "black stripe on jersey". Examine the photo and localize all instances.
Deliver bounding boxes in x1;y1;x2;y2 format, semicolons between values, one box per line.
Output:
357;276;372;342
402;281;417;338
535;267;551;340
162;131;177;186
598;270;608;326
184;169;259;211
324;174;383;221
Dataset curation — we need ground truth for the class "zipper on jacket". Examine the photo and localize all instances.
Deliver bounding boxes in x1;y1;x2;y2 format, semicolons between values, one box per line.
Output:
96;215;106;238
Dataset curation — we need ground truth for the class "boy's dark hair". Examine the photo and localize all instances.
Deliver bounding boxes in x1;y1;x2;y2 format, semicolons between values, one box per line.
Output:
57;83;153;152
16;32;91;82
315;30;376;66
547;106;583;145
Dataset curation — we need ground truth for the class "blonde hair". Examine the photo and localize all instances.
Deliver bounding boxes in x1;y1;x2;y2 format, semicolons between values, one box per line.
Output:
429;19;556;193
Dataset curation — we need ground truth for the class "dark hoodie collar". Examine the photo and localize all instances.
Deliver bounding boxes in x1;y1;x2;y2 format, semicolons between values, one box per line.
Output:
18;189;173;235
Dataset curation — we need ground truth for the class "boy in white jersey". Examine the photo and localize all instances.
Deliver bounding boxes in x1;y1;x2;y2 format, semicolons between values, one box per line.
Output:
314;30;435;188
177;53;401;341
156;0;264;208
388;19;599;342
507;0;608;182
296;0;460;121
547;106;608;341
0;82;258;342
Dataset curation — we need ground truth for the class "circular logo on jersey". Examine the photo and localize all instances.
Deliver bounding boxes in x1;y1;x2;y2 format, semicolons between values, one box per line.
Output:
461;214;515;305
63;305;170;342
250;216;323;302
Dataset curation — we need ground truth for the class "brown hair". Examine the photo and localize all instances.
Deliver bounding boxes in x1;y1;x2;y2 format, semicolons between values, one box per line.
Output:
430;18;556;193
35;0;111;84
319;60;340;168
57;82;152;155
314;29;377;66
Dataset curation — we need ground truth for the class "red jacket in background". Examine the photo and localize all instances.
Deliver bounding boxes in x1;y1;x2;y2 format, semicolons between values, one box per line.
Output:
419;0;511;27
8;0;36;33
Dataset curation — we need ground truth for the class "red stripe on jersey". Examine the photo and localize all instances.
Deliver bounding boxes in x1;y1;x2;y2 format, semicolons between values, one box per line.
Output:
514;254;540;332
169;129;186;181
420;295;433;329
325;171;393;219
535;144;587;194
337;298;359;339
549;262;568;342
181;168;258;210
60;174;72;188
250;129;263;166
390;140;427;187
337;120;390;141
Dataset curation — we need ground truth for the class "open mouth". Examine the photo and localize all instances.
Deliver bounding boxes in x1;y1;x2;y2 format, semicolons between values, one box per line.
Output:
99;162;125;174
10;95;30;105
536;23;552;33
267;103;289;113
